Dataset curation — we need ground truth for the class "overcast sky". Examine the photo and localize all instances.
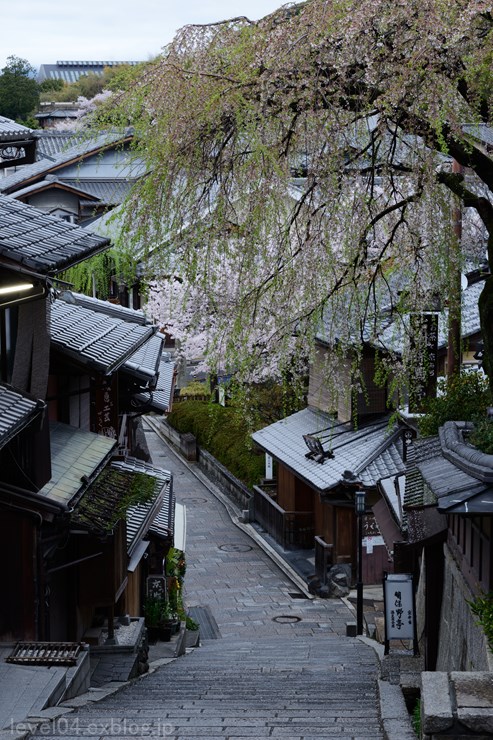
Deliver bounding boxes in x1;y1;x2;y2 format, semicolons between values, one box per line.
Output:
2;0;286;72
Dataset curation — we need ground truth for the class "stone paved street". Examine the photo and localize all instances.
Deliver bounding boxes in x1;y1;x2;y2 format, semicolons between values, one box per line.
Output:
31;422;385;739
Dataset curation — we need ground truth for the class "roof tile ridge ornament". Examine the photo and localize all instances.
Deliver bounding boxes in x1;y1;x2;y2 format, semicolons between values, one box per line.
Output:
439;420;493;483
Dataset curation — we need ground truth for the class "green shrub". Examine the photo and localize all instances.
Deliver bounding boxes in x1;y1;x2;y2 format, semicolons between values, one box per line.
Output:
179;381;211;398
419;372;492;437
167;400;265;487
470;418;493;455
468;593;493;652
185;615;199;631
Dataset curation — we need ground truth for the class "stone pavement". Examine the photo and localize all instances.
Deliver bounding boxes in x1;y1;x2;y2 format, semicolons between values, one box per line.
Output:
24;418;415;740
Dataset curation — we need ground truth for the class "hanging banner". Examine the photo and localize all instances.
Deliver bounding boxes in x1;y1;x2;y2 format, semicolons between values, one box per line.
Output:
383;572;418;655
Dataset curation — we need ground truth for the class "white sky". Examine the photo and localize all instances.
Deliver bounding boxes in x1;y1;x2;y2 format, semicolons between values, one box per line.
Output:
2;0;286;72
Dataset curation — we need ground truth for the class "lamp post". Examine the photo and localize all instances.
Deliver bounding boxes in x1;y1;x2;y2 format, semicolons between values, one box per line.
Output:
355;490;366;635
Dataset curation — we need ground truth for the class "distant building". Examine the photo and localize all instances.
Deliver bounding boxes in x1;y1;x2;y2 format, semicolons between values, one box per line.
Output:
37;60;141;84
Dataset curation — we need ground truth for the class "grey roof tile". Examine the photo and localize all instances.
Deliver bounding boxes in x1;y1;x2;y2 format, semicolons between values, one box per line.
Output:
149;492;175;540
316;275;484;356
111;457;173;551
50;299;155;374
59;291;149;324
0;383;43;449
0;132;129;193
11;178;101;201
404;428;493;515
71;457;172;549
133;356;176;412
0;195;110;273
0;116;33;141
38;422;116;506
252;408;405;492
35;131;85;160
123;333;164;382
62;178;135;204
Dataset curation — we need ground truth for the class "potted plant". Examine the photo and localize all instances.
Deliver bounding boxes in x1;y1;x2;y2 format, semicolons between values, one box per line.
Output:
144;596;164;643
161;600;179;638
144;597;178;642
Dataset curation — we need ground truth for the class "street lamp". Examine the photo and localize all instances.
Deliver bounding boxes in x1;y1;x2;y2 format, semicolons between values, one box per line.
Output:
355;490;366;635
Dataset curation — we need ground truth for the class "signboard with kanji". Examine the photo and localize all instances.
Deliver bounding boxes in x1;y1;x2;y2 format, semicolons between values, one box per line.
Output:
383;572;418;655
146;575;167;600
92;376;118;438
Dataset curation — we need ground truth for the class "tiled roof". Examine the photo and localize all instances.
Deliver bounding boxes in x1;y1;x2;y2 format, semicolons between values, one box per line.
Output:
149;492;175;540
59;291;149;324
38;422;116;507
123;333;164;383
11;178;101;201
316;274;485;356
252;408;405;492
12;178;135;207
50;298;156;374
133;357;176;412
403;436;442;509
63;178;135;204
0;383;44;450
115;457;173;552
0;132;129;193
405;426;493;515
72;457;172;552
361;445;405;488
0;116;33;142
0;195;110;274
35;132;85;160
437;281;482;347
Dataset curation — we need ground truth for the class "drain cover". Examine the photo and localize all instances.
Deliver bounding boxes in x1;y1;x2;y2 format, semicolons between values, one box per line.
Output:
218;543;253;552
289;592;308;599
181;496;208;504
272;615;302;623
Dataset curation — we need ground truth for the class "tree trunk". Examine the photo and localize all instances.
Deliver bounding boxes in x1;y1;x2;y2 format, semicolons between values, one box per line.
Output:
479;275;493;387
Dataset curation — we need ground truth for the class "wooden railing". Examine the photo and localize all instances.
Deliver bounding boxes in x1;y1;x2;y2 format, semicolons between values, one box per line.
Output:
314;536;334;585
253;486;314;550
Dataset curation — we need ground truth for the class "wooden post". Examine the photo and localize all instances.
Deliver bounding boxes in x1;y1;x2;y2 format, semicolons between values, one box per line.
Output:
447;160;463;379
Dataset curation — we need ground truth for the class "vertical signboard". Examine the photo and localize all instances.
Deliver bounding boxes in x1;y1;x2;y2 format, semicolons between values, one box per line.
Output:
383;572;418;655
92;375;118;438
408;312;438;413
265;453;273;481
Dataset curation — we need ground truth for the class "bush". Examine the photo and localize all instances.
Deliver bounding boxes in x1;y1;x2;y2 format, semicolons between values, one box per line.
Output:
468;593;493;652
167;400;265;487
419;372;492;437
470;418;493;455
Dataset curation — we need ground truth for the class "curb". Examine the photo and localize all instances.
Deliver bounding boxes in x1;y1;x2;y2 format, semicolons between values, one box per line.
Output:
144;416;417;739
143;416;314;598
359;636;417;740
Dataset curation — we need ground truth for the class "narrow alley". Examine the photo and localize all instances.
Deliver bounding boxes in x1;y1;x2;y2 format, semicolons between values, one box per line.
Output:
31;421;385;740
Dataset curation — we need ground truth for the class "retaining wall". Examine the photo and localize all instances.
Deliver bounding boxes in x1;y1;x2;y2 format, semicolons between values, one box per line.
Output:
154;418;252;511
436;545;493;672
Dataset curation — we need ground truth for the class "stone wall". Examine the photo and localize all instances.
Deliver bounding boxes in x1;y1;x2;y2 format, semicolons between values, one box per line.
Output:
197;448;252;510
436;545;493;672
155;418;252;510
